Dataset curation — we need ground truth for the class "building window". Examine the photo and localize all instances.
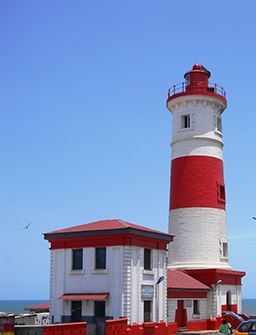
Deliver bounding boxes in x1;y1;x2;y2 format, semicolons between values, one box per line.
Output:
193;300;200;315
94;301;105;318
217;116;222;132
217;182;226;203
222;242;228;258
144;249;152;270
219;185;225;201
95;247;106;269
216;115;222;133
181;115;191;129
185;74;190;87
72;249;83;270
144;300;152;322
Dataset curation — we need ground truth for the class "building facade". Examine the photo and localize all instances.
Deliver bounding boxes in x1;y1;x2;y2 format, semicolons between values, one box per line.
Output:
44;219;173;324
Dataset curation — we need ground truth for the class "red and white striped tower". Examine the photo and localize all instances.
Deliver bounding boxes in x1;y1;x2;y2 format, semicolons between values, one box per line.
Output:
167;64;231;270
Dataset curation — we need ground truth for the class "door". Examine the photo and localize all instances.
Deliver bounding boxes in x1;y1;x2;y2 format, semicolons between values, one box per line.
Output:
144;300;152;322
71;301;82;322
175;300;187;329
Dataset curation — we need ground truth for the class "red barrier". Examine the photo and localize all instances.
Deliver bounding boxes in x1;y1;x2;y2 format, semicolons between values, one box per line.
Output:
207;316;222;330
187;320;207;331
106;319;178;335
127;323;144;335
43;322;87;335
168;323;177;334
106;318;128;335
143;323;156;335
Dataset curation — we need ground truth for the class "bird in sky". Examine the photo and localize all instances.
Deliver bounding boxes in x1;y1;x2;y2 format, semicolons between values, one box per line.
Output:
22;222;32;230
252;217;256;220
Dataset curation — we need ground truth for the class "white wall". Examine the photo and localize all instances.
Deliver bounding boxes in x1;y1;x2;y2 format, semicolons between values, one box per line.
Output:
167;298;208;323
208;284;242;319
168;207;230;269
50;246;123;323
167;95;226;161
50;244;167;324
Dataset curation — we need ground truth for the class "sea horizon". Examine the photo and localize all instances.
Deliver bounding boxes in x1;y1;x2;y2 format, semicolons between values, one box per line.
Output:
0;298;255;316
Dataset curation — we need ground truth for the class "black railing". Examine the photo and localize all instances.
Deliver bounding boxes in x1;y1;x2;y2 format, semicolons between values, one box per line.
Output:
167;82;226;98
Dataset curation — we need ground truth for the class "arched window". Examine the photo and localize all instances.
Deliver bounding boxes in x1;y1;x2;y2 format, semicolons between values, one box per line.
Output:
226;291;232;310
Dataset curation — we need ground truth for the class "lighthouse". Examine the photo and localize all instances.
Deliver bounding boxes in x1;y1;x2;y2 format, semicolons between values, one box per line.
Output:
167;64;230;270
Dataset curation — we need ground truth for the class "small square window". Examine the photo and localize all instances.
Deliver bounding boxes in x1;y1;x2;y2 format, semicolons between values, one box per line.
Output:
95;247;106;269
72;249;83;270
144;249;152;270
181;115;191;129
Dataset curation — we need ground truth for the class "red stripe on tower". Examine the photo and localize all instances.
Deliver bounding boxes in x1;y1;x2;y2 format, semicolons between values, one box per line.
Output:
170;156;225;210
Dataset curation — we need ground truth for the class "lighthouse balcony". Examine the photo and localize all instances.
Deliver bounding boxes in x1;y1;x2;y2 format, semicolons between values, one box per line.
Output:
167;82;226;103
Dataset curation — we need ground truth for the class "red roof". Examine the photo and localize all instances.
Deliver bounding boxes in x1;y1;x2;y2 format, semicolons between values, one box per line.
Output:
58;294;108;301
46;219;172;237
25;303;50;311
167;270;210;290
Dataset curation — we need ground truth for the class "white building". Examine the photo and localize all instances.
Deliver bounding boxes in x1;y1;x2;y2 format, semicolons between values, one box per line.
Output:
44;219;173;324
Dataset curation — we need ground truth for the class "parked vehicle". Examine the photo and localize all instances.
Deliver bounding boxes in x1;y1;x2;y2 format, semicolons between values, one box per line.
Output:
233;319;256;335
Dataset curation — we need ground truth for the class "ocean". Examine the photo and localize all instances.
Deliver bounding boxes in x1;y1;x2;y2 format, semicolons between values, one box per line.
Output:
0;299;255;315
0;300;49;314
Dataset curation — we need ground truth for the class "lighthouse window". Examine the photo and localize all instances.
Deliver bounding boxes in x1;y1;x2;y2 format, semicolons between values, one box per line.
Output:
216;116;222;133
222;242;228;258
219;184;226;201
181;115;191;129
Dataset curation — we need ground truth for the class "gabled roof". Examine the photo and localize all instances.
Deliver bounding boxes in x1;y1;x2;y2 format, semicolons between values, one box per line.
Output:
44;219;174;242
167;270;210;290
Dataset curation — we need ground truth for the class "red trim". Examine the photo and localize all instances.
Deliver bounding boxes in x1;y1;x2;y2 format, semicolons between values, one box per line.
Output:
168;290;208;298
222;304;237;313
170;156;225;210
49;234;169;250
167;90;227;105
184;269;245;286
58;293;108;301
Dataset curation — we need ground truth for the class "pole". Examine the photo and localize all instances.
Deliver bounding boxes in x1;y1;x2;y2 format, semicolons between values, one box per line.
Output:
155;283;158;322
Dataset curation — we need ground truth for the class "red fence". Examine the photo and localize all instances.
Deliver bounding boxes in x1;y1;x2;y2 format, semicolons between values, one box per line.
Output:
43;322;87;335
106;319;177;335
106;317;224;335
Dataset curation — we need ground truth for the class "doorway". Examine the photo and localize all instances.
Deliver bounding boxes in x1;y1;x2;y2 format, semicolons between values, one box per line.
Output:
71;301;82;322
175;300;187;329
226;291;232;311
144;300;152;322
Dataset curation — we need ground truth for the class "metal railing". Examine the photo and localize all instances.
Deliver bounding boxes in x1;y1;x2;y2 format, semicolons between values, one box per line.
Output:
167;82;226;98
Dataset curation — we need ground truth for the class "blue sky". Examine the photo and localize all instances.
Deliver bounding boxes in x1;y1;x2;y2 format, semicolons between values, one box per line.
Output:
0;1;256;299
